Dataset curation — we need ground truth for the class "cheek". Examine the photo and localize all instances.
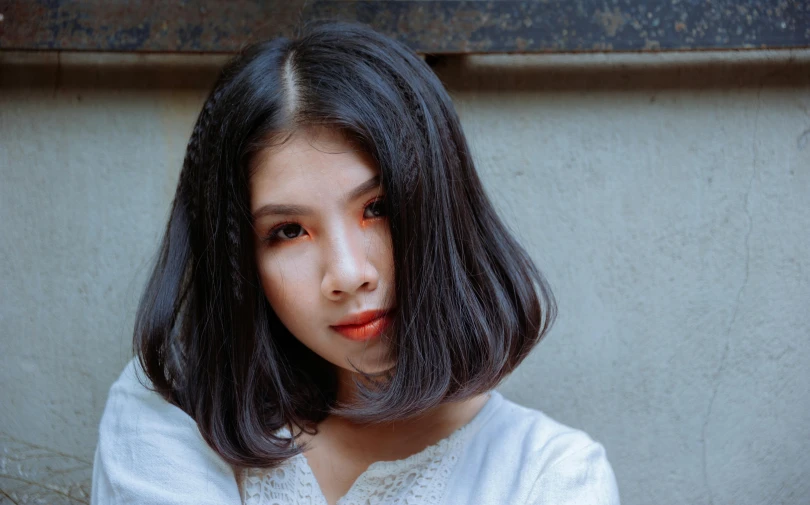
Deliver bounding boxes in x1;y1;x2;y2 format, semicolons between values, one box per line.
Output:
370;224;395;283
256;250;317;323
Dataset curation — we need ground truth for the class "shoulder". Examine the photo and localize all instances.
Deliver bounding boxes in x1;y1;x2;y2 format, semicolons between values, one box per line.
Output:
475;392;597;466
473;392;620;504
92;359;241;505
96;358;200;444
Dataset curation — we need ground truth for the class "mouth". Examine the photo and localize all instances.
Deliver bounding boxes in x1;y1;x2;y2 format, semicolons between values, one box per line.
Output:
330;310;393;341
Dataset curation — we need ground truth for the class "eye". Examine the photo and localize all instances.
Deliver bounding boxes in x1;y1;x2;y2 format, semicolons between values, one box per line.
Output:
363;198;387;219
266;223;306;243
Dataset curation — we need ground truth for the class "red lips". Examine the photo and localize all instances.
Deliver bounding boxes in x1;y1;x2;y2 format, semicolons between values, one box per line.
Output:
330;310;392;341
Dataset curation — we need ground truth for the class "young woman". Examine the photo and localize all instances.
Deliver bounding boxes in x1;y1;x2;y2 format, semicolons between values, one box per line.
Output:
91;22;619;505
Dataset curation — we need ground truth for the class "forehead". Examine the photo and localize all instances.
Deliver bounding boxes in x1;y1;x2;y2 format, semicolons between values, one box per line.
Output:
249;127;378;209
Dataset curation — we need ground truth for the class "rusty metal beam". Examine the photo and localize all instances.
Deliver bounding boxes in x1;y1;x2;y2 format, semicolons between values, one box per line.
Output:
0;1;807;54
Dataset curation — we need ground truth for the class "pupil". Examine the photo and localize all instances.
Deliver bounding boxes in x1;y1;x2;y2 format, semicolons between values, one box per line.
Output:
283;225;300;238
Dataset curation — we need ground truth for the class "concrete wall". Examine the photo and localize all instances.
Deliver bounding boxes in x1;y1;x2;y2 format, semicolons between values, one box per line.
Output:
1;49;808;505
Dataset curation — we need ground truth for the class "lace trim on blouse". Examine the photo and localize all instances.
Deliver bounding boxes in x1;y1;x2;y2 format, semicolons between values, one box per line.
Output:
239;396;495;505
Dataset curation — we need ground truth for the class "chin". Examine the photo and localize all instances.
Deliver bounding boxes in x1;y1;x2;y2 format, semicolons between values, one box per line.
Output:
341;352;394;376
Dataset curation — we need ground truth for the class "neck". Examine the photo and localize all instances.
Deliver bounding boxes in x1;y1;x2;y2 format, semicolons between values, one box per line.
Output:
318;391;491;466
328;366;491;444
334;366;362;407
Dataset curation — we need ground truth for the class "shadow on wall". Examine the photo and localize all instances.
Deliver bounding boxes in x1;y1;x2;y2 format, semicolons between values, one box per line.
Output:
432;51;810;92
0;52;229;90
3;50;809;92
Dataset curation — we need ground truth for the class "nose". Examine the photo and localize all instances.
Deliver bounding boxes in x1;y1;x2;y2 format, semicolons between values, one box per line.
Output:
321;224;380;301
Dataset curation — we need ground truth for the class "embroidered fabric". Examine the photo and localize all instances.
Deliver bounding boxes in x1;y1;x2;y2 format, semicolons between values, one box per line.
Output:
241;457;319;505
239;423;471;505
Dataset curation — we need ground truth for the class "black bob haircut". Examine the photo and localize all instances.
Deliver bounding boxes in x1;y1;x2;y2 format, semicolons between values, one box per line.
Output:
135;22;556;468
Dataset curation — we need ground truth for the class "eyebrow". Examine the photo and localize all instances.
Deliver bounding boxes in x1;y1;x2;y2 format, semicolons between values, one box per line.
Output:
252;175;381;220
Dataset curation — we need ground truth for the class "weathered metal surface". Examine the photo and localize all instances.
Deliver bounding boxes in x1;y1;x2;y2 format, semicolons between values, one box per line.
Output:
0;1;807;53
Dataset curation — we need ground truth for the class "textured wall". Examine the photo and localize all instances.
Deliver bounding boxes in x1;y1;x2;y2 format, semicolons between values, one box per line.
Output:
1;50;808;505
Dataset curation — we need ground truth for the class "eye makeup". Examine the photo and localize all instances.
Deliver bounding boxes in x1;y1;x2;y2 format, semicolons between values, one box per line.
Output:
362;196;387;219
263;222;307;244
261;196;386;246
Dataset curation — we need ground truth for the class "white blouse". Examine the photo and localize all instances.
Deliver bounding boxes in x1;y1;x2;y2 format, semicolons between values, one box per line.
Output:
92;360;620;505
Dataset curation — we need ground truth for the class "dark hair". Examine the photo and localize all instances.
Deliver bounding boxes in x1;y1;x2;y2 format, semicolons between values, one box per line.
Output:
135;22;556;468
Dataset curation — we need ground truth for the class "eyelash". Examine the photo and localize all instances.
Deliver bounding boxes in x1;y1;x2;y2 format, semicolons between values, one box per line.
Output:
262;197;387;245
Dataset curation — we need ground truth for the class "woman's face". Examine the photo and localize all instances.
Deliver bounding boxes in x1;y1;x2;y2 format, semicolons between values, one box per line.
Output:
250;127;395;377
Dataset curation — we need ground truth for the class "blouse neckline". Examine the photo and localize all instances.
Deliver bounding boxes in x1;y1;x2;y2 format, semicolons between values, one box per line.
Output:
276;390;504;503
360;389;502;473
